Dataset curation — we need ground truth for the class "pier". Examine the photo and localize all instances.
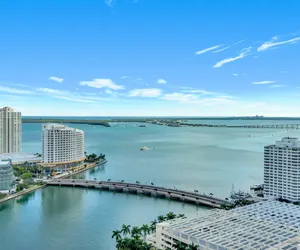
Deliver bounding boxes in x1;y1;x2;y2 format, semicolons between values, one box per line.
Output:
47;179;230;208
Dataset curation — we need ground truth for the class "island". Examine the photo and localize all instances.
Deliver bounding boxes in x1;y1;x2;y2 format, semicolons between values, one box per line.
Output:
22;118;111;127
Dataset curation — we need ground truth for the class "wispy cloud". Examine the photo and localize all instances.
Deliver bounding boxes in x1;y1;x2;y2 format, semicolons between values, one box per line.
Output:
120;76;128;79
157;79;167;84
36;87;109;103
104;0;115;7
53;96;95;103
252;81;275;85
79;79;124;90
270;84;285;88
213;40;244;53
162;93;198;102
128;88;162;97
0;85;35;95
257;36;300;52
213;47;252;68
195;45;221;55
182;89;223;95
232;73;239;76
49;76;64;83
161;92;234;105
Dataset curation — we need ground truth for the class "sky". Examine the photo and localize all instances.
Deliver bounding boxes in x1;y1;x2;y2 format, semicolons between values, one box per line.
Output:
0;0;300;116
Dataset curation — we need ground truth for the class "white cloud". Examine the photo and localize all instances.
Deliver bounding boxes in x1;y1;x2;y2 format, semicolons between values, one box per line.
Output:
0;85;35;95
104;0;115;6
54;96;95;103
213;47;252;68
128;88;162;97
36;88;67;95
162;93;198;102
252;81;275;85
120;76;128;79
157;79;167;84
161;92;234;105
49;76;64;83
36;87;109;103
232;73;239;76
257;36;300;52
79;78;124;90
213;40;244;53
182;89;222;95
270;84;285;88
195;45;221;55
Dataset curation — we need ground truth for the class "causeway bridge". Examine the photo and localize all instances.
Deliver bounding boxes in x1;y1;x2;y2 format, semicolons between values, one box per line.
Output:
227;124;300;129
47;179;230;208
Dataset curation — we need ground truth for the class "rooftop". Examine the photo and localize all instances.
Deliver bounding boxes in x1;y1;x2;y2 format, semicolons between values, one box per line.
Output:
0;152;41;164
163;201;300;249
42;123;83;133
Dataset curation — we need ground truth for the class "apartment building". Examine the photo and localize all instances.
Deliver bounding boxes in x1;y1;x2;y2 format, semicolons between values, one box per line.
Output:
264;137;300;202
0;107;22;154
42;124;85;172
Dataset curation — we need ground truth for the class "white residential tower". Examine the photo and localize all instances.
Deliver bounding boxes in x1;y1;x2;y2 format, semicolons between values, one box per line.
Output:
264;137;300;202
42;124;85;172
0;107;22;154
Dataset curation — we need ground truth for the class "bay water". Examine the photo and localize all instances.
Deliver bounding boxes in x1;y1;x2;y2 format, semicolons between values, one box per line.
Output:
1;119;300;249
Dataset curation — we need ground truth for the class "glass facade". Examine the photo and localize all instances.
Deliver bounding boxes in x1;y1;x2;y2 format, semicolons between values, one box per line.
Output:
0;159;14;190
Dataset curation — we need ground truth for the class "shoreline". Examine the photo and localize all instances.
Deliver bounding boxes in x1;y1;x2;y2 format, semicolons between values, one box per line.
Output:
0;160;107;205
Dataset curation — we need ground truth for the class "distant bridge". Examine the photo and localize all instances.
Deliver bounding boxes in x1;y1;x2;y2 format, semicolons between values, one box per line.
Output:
47;179;230;208
227;124;300;129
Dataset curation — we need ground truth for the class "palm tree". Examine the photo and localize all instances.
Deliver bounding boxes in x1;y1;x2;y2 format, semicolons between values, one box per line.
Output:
166;212;176;220
136;181;140;184
174;240;187;250
121;180;124;183
194;189;198;193
140;224;151;240
209;193;213;196
187;243;198;250
151;182;154;186
112;230;122;241
177;213;185;218
150;220;157;233
121;224;131;236
157;215;166;223
131;226;142;240
107;178;111;182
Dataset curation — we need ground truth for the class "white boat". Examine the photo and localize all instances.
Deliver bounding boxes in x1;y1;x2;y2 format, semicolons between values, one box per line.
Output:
140;146;149;151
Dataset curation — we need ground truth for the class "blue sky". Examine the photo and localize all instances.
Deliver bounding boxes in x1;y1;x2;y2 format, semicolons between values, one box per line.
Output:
0;0;300;116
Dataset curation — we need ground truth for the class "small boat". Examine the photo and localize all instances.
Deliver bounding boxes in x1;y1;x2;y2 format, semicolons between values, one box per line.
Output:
139;125;146;127
140;146;149;151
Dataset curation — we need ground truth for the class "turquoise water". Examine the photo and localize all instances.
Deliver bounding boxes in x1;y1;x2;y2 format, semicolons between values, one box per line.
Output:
1;120;300;249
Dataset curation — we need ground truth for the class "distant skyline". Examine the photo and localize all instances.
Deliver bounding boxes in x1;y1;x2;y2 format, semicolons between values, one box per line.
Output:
0;0;300;116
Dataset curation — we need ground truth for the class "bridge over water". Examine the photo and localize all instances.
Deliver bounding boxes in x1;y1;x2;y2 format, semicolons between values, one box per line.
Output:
47;179;230;208
228;124;300;129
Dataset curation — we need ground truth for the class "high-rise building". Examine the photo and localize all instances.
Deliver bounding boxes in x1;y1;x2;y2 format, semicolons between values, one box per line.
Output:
0;107;22;154
42;124;85;172
264;137;300;202
0;159;15;190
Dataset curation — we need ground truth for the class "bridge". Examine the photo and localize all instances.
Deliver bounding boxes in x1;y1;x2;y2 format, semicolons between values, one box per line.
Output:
227;124;300;129
47;179;230;208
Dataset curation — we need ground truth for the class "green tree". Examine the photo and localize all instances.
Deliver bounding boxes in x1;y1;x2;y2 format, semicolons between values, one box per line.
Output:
121;224;131;236
166;212;176;220
131;226;142;240
112;230;122;241
140;224;151;241
157;215;166;223
21;172;32;180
